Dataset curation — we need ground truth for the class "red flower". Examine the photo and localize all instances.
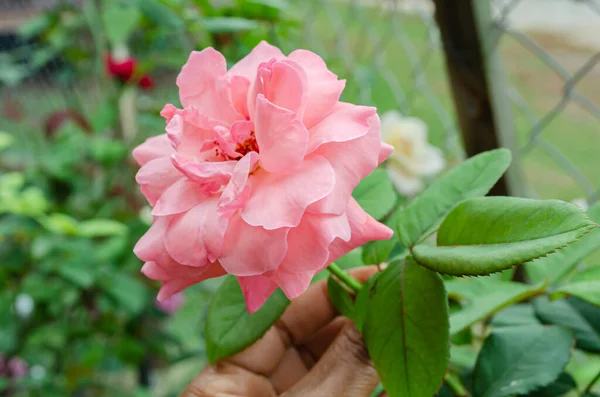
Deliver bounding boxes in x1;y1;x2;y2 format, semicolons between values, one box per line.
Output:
139;74;155;91
105;54;136;83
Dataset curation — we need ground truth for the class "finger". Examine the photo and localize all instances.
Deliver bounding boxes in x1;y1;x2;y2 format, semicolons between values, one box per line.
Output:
269;317;350;394
279;266;379;344
180;362;277;397
284;323;379;397
226;266;379;376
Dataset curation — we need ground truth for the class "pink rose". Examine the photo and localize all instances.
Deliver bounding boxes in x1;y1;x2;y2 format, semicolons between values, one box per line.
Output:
155;292;184;315
133;41;393;313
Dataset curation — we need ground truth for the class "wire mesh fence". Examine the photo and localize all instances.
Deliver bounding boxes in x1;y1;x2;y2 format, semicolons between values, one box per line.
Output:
1;0;600;204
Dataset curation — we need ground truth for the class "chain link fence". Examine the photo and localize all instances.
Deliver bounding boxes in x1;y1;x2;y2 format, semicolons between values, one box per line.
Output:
2;0;599;203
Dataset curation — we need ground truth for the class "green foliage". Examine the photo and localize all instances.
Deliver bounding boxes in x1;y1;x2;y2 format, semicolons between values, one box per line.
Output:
363;258;449;397
327;277;355;319
396;148;511;248
535;297;600;353
446;279;546;335
526;203;600;284
353;168;397;220
102;3;141;46
413;197;595;276
205;276;290;363
551;281;600;306
473;325;574;397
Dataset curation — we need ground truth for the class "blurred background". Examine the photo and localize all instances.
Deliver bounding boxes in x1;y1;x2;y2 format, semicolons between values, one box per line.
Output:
1;0;599;395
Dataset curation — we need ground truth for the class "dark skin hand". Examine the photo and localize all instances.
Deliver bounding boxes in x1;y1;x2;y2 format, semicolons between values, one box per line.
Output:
181;266;386;397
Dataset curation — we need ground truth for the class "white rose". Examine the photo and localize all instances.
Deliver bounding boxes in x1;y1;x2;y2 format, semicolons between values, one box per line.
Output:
14;294;34;319
571;198;589;211
380;110;445;196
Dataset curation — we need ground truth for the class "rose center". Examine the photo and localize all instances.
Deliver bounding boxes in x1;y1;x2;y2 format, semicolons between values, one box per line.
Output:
235;131;259;156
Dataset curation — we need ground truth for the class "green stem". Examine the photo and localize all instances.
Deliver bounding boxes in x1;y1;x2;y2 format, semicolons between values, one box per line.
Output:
584;369;600;395
327;263;362;293
445;372;469;397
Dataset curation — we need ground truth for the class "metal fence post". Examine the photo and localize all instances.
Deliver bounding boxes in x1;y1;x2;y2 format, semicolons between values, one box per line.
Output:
431;0;528;197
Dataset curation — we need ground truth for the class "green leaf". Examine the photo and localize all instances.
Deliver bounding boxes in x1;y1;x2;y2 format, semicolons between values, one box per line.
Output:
450;344;478;369
352;168;397;221
535;297;600;353
397;148;511;248
363;258;449;397
551;281;600;306
100;273;148;316
56;262;94;288
473;325;574;397
137;0;183;28
18;13;52;39
202;17;261;33
353;272;379;333
446;279;546;335
0;131;14;151
39;213;80;235
526;203;600;284
362;206;407;265
78;219;127;238
413;197;596;276
101;3;141;46
525;372;577;397
491;304;540;327
327;277;354;318
205;276;290;363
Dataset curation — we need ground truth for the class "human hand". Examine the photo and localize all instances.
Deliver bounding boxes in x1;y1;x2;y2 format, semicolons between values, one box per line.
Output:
181;266;384;397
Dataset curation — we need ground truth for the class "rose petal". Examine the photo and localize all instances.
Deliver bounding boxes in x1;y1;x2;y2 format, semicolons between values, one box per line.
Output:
248;60;307;121
308;110;381;215
135;157;182;206
307;103;375;154
379;142;394;164
219;152;259;216
254;95;308;174
280;212;351;276
327;197;393;263
237;274;279;314
152;178;207;216
157;262;226;301
176;48;241;124
220;213;289;276
172;152;236;192
228;41;285;81
288;49;346;129
132;134;172;166
164;198;222;267
241;154;335;229
272;269;313;301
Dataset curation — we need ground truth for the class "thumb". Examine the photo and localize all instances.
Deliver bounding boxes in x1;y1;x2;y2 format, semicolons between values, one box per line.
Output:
284;323;380;397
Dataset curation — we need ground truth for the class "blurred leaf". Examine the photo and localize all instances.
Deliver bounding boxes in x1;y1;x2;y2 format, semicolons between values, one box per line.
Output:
137;0;184;28
363;258;449;397
89;100;118;132
397;148;511;248
205;276;290;363
413;197;595;276
551;281;600;307
571;267;600;282
491;304;540;327
535;297;600;352
353;272;380;333
0;131;14;151
19;13;52;38
102;3;141;46
450;344;478;369
527;203;600;285
446;279;546;335
327;277;354;319
473;325;574;397
56;262;94;288
78;219;127;238
39;214;79;235
352;168;397;220
89;137;127;165
100;273;148;316
203;17;261;33
0;172;25;192
525;372;577;397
